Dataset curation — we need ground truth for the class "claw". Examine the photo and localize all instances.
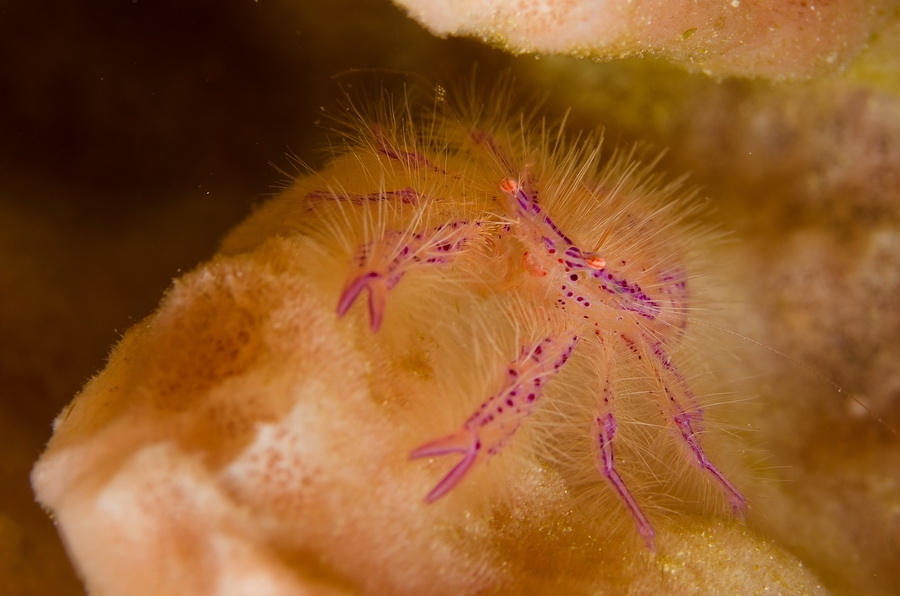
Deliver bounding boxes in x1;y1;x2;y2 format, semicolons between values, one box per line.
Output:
337;273;389;332
411;335;578;502
335;222;483;332
410;429;480;503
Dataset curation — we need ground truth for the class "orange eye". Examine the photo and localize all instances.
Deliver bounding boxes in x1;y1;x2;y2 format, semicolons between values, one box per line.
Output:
499;177;519;193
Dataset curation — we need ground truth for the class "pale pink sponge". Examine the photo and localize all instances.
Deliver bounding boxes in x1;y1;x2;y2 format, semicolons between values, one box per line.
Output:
31;83;825;593
392;0;879;79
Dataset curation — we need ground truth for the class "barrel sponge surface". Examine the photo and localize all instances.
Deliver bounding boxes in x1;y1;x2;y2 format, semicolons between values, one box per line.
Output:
30;233;824;595
392;0;879;79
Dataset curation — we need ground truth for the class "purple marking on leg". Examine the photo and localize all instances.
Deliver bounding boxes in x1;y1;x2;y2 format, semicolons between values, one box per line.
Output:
305;187;422;207
672;405;747;514
587;268;659;314
635;336;747;514
409;430;480;503
337;273;390;332
371;125;448;174
336;272;378;317
656;265;691;329
411;335;579;502
337;221;483;331
594;412;657;550
502;178;576;247
499;177;662;319
551;262;661;320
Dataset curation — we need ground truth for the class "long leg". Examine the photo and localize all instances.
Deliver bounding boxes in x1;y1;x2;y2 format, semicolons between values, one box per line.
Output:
592;342;657;549
411;335;579;502
305;187;422;209
626;332;747;514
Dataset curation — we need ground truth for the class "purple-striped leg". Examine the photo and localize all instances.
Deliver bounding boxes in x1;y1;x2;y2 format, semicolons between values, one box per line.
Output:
411;335;579;502
337;220;482;331
592;347;657;549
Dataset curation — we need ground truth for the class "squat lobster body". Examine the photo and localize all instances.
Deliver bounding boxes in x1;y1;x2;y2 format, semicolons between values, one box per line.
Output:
312;84;746;550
